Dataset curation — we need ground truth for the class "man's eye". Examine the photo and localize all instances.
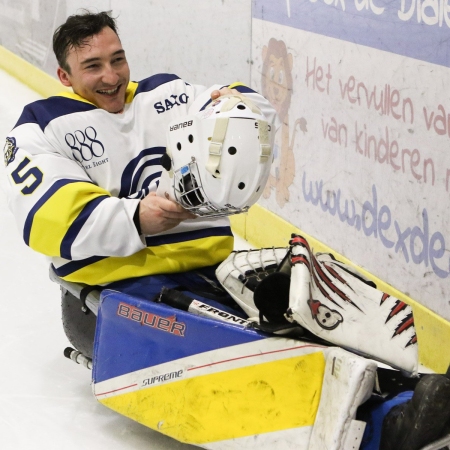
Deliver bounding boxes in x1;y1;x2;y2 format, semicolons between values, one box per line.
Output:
86;64;99;70
113;57;125;64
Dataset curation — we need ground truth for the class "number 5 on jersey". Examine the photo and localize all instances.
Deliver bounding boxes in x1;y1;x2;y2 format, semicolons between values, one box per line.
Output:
11;157;43;195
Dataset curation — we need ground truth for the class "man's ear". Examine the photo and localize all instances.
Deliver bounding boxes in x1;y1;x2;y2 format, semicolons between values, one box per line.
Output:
57;67;72;87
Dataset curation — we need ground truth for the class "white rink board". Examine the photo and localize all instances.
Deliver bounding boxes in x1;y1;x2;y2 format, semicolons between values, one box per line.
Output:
251;12;450;320
0;0;252;87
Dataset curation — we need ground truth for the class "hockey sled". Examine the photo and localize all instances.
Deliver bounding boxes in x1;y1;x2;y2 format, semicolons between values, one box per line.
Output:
51;259;450;450
53;267;378;449
93;289;377;449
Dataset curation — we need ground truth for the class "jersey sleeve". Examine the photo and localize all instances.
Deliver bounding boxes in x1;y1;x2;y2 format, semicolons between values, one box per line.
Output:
4;122;146;261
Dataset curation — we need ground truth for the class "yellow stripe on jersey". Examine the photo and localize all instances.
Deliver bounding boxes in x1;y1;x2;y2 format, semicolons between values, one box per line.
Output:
29;182;110;257
98;352;325;445
59;235;234;285
56;91;96;106
228;82;247;89
125;81;138;103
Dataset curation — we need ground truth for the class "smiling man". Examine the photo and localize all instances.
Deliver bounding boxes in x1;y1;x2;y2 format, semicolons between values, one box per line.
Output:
4;10;278;283
3;10;277;356
55;23;130;113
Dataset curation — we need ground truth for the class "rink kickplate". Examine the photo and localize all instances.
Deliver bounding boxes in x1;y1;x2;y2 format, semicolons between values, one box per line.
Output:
92;290;327;449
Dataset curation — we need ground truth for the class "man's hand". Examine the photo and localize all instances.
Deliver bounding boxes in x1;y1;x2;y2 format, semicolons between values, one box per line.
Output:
139;192;196;235
210;87;240;100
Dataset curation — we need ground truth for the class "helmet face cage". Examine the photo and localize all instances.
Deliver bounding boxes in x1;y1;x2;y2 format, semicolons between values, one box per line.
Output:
173;157;249;217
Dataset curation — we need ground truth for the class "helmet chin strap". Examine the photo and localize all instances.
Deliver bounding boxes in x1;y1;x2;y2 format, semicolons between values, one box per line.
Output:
258;119;272;161
219;93;261;114
206;117;228;178
206;95;272;177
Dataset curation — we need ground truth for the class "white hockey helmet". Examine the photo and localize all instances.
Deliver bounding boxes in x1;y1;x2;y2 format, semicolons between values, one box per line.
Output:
160;94;273;217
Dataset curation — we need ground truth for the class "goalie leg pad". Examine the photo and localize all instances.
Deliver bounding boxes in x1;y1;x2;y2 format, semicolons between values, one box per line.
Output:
309;347;377;450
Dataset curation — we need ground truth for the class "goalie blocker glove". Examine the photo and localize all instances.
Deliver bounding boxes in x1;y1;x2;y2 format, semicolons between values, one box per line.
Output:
216;234;418;375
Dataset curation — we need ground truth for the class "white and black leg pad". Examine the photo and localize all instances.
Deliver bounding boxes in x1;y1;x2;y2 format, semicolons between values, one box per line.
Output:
309;347;377;450
287;235;419;375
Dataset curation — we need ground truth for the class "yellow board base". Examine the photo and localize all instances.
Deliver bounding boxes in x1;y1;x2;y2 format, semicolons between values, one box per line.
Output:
0;45;69;98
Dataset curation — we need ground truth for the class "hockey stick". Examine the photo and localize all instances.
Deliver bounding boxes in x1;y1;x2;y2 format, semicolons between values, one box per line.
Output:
158;287;251;327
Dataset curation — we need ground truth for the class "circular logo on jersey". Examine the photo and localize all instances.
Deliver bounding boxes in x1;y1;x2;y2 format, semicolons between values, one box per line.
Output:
3;137;18;167
65;126;105;162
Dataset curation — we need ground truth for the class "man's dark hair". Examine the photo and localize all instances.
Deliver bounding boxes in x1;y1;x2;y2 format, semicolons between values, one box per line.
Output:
53;10;119;73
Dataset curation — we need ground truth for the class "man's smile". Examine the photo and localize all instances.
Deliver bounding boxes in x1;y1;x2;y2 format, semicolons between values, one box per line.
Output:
97;85;121;95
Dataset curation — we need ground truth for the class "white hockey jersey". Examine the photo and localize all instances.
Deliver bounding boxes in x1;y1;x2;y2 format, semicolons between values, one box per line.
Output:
4;74;277;285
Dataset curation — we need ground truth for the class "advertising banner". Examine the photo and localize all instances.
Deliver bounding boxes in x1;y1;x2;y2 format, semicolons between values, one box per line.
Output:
252;0;450;319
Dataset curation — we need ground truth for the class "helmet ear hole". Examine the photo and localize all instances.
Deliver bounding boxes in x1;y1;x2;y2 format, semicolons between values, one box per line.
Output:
160;153;172;171
188;135;194;143
228;147;237;155
238;182;245;190
237;104;246;110
177;142;182;150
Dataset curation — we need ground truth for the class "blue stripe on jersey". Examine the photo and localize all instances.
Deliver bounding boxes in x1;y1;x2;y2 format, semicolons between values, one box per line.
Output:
234;85;258;94
134;74;181;96
118;147;165;197
141;171;161;190
199;84;258;111
51;256;107;278
60;195;110;260
130;161;161;194
144;226;233;247
14;97;97;131
23;179;84;246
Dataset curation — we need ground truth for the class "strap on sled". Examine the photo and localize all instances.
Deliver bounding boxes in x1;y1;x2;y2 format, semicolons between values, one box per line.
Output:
49;266;102;315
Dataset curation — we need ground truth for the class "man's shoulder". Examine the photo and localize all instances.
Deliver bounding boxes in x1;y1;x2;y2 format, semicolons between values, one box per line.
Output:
14;95;97;131
134;73;186;96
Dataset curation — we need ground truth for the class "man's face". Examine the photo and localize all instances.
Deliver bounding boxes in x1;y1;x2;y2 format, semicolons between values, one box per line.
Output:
57;26;130;113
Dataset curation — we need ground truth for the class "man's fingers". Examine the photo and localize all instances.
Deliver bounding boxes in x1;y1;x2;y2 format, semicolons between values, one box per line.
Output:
144;191;184;212
211;89;221;100
211;87;239;100
140;191;196;225
156;197;196;219
159;209;196;220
